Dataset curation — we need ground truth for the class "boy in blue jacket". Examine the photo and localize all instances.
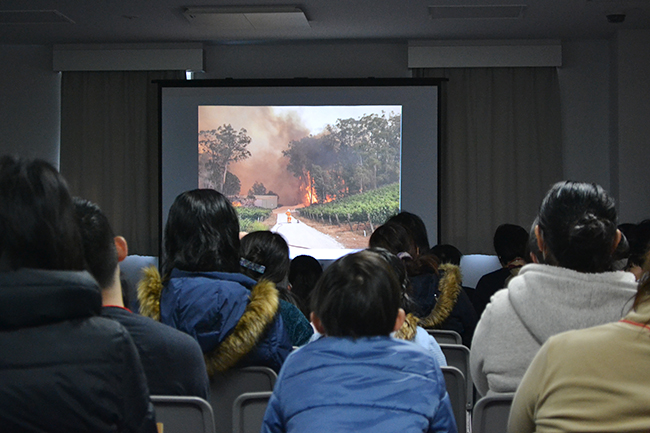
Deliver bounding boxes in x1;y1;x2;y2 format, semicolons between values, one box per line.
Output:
262;249;457;433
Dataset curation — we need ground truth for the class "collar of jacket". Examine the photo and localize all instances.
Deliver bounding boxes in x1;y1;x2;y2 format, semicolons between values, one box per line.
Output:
0;268;102;330
137;266;280;375
418;263;462;329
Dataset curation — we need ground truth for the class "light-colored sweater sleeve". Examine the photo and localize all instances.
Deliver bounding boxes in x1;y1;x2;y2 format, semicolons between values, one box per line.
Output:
507;341;549;433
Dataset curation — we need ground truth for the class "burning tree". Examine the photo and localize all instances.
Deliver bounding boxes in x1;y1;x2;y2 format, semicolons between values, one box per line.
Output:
283;112;400;205
199;124;252;193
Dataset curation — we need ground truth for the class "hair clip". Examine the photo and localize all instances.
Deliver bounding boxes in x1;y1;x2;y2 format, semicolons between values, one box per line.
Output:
397;252;412;260
240;257;266;274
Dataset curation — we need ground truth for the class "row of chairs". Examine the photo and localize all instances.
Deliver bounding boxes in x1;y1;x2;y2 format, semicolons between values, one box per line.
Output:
154;330;512;433
429;329;514;433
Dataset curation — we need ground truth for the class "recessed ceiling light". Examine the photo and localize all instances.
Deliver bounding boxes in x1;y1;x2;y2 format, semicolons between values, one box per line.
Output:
183;6;310;30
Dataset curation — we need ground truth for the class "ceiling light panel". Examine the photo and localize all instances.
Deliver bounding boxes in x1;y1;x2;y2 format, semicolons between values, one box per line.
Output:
0;10;74;24
183;6;309;30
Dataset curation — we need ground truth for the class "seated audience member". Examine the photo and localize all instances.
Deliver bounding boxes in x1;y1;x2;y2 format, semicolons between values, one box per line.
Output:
288;254;323;318
240;231;313;346
261;250;457;433
138;189;292;375
430;243;479;309
386;211;432;256
370;222;477;347
0;156;156;432
508;260;650;433
623;219;650;279
74;198;210;398
470;181;637;396
371;248;447;367
473;224;528;318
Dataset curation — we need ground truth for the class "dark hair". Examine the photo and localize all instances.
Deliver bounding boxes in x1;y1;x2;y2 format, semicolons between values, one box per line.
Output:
525;217;542;264
537;181;618;273
162;189;240;276
73;198;118;289
386;211;430;253
310;250;401;337
288;255;323;317
494;224;529;265
430;244;463;266
625;220;650;269
367;247;418;315
240;231;290;285
0;155;85;271
369;222;438;277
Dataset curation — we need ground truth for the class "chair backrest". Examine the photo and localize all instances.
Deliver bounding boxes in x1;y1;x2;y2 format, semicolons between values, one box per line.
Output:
472;393;515;433
439;344;473;410
441;366;466;433
232;391;273;433
427;329;462;345
209;366;277;433
151;395;215;433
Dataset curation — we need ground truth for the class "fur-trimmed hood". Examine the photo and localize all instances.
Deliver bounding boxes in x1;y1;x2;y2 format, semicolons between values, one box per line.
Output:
138;267;290;375
418;263;462;329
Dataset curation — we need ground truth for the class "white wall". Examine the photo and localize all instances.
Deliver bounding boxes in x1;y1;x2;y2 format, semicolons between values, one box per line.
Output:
614;30;650;224
200;41;410;79
557;39;611;191
0;45;61;167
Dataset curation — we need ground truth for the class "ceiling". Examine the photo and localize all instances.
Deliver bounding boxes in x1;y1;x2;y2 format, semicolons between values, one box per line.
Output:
1;0;650;46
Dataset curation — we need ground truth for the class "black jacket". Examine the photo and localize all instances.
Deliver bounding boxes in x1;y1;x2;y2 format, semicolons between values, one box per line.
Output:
0;269;157;433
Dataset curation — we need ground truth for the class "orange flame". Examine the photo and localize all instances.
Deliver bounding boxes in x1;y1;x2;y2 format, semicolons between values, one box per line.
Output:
232;201;242;207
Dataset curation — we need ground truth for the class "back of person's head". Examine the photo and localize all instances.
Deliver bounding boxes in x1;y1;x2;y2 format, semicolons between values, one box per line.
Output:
626;220;650;269
73;198;118;289
240;231;290;285
311;250;401;337
526;218;542;264
369;222;437;277
536;181;618;273
288;255;323;317
367;247;419;315
493;224;529;266
386;211;430;253
0;155;85;271
430;244;463;266
369;222;417;259
162;189;240;276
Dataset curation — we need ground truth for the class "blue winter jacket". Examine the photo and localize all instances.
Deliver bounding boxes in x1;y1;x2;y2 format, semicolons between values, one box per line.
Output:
160;269;292;373
262;336;457;433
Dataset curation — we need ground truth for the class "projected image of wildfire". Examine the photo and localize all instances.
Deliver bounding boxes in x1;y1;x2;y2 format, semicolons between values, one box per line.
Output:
198;105;401;251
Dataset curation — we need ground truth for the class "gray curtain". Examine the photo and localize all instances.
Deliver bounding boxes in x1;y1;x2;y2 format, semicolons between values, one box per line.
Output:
60;70;183;255
414;67;563;254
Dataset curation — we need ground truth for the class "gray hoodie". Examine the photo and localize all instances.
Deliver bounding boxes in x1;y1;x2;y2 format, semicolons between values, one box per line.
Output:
470;263;637;396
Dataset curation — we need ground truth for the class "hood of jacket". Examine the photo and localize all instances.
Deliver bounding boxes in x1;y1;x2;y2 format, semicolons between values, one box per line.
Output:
0;268;101;330
419;263;462;328
508;263;637;344
137;266;280;375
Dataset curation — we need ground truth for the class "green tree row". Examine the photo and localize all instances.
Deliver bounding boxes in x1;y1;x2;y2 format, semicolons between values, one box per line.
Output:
299;183;399;225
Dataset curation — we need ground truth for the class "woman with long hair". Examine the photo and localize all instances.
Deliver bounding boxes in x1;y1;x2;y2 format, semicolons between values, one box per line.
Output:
470;181;638;396
139;189;291;375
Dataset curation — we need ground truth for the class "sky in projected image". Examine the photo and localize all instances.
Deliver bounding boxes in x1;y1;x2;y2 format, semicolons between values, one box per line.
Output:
198;105;401;206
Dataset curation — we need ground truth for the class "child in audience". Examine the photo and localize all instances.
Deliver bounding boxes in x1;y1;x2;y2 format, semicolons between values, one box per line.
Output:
288;254;323;318
240;231;313;346
261;249;457;433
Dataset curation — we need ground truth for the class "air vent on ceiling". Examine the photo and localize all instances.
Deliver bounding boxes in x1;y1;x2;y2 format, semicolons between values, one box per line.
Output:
429;5;526;19
0;10;75;24
183;6;309;30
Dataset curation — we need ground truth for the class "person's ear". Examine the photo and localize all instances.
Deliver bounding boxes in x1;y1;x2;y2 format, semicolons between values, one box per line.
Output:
612;229;622;253
535;225;546;257
114;236;128;262
393;308;406;332
310;312;326;335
